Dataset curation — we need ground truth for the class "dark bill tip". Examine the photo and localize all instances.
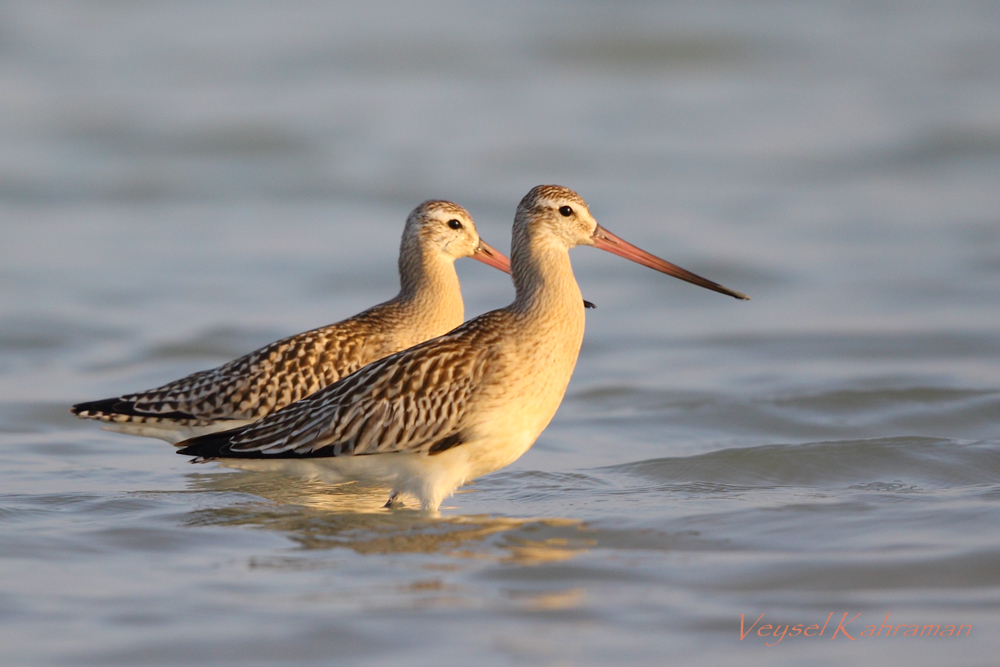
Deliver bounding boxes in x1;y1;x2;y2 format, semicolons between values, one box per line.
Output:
591;225;749;301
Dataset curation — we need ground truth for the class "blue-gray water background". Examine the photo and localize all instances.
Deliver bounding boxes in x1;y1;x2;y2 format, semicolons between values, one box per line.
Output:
2;1;999;665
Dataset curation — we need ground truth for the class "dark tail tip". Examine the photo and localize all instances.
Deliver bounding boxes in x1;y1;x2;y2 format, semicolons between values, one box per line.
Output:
72;397;197;420
71;397;124;417
176;429;240;458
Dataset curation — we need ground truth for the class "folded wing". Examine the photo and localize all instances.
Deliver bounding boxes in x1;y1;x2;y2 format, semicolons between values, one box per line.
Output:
177;318;504;459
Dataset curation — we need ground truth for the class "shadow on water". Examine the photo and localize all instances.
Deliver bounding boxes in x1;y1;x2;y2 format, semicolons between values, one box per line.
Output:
182;470;593;565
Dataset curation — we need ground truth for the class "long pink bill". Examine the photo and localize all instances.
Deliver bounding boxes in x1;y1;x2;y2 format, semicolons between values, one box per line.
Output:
591;225;749;300
472;239;511;274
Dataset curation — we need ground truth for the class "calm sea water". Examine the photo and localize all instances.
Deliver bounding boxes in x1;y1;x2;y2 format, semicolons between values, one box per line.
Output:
2;2;999;665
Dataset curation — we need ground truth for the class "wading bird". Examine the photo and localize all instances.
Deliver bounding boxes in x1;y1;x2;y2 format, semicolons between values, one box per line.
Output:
176;185;748;510
72;201;510;443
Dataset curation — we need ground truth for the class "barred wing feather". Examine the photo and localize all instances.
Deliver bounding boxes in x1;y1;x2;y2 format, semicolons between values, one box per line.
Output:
217;323;502;458
119;324;384;421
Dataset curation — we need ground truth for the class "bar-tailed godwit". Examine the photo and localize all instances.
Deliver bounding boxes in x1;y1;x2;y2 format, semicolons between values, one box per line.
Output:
176;185;748;510
72;201;510;443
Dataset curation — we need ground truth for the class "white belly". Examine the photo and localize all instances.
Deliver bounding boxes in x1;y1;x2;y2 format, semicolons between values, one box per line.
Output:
215;423;538;513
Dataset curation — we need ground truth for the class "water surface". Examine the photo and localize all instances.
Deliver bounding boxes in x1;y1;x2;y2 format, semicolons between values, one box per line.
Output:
1;1;999;665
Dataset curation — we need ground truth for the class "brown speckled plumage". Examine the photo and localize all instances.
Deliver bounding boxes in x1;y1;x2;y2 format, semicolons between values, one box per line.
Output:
72;200;510;443
175;185;748;511
191;313;508;458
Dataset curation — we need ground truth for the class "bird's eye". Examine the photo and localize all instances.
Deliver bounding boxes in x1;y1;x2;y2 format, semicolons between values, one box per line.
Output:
559;206;573;217
447;219;463;230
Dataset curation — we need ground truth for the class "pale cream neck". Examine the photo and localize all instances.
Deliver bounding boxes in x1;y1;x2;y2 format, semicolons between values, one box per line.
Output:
395;248;465;336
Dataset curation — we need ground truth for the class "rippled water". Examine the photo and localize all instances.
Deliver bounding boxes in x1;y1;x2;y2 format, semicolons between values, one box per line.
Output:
2;1;999;665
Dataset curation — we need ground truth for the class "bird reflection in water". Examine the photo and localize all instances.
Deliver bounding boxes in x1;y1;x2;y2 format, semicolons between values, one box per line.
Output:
183;469;593;566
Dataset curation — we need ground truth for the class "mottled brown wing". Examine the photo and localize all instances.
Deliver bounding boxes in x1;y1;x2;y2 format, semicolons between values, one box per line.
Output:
223;321;502;457
119;322;388;421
